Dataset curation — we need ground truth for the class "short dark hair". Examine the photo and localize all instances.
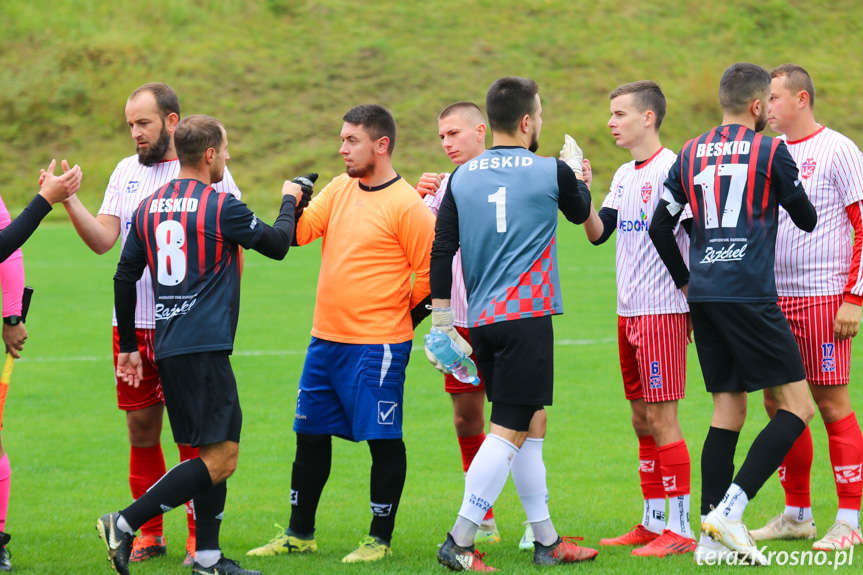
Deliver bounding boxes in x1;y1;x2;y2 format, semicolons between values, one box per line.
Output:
609;81;667;131
175;115;224;166
718;63;771;115
343;104;397;154
439;101;485;125
771;63;816;109
486;76;539;135
128;82;181;120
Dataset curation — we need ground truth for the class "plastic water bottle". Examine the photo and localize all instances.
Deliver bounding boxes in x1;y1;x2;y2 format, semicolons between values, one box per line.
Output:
424;328;480;386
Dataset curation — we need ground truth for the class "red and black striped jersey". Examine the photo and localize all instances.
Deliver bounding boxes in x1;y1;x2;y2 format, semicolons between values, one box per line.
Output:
118;178;264;359
663;124;808;302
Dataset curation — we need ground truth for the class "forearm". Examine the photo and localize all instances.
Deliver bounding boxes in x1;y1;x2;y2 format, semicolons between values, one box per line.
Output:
649;199;689;289
783;193;817;233
844;201;863;305
113;277;138;353
63;195;119;254
252;195;296;260
588;206;617;245
0;194;52;263
558;161;592;224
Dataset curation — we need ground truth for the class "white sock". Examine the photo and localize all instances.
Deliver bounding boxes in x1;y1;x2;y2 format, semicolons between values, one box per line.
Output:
718;483;748;521
453;434;518;546
195;549;220;568
667;494;692;538
643;498;666;534
836;508;861;528
531;518;559;546
784;505;813;522
116;515;134;536
451;517;479;548
511;438;550;523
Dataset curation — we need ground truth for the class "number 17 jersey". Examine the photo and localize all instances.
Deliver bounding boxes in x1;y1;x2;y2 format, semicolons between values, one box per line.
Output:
662;124;807;303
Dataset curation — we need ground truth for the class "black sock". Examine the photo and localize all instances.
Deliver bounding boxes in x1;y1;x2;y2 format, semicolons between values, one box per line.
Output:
368;438;406;544
121;458;212;532
734;409;806;500
288;433;332;536
193;480;227;552
700;426;740;516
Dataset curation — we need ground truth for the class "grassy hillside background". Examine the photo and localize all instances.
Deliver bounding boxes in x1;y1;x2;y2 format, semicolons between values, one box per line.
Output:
2;0;863;217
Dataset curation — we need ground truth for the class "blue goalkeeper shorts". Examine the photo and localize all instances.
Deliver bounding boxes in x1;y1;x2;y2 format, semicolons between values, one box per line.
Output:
293;337;412;441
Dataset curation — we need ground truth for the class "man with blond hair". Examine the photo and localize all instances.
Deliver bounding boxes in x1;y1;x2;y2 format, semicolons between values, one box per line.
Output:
750;63;863;552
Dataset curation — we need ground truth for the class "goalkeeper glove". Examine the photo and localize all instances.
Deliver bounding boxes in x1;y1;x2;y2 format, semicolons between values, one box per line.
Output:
425;307;473;374
293;172;318;219
559;134;584;177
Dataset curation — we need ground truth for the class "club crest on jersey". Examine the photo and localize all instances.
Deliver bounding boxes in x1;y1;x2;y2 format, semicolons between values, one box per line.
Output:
641;182;653;203
125;181;139;194
821;342;836;373
801;158;817;179
616;184;624;198
649;361;663;389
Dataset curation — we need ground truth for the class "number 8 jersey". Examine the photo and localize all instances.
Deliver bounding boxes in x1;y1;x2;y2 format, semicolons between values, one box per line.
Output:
120;178;264;359
662;124;808;303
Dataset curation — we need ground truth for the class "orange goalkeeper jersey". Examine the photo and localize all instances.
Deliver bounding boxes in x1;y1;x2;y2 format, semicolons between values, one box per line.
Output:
296;173;435;344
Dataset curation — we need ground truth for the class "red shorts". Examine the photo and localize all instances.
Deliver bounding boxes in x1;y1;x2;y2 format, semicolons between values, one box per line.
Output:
618;314;687;403
444;326;486;394
112;326;163;411
779;295;851;385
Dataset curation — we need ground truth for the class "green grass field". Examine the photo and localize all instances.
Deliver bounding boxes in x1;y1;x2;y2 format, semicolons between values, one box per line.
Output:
3;218;860;574
3;0;863;573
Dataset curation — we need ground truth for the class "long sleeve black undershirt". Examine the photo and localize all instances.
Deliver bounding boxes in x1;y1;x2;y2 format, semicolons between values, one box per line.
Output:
649;199;690;288
430;155;592;299
0;194;52;263
782;193;817;233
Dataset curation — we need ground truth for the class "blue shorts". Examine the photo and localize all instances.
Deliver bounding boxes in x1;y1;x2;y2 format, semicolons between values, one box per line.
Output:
293;337;412;441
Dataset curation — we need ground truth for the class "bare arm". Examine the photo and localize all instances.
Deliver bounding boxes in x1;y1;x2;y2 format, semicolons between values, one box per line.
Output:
583;203;604;243
61;195;121;254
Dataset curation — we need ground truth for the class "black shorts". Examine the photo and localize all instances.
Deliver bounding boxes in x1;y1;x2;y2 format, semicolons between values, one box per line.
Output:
468;315;554;406
689;301;806;393
156;351;243;447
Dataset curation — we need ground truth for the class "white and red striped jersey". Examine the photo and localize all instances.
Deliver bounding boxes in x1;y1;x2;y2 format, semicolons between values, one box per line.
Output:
775;127;863;298
603;147;689;316
424;173;469;328
98;156;241;328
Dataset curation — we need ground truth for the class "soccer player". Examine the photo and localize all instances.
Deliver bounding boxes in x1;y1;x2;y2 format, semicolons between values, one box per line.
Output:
431;76;596;571
749;64;863;551
97;114;304;575
649;62;818;564
416;101;537;549
0;160;82;570
246;104;435;564
582;81;696;557
63;83;242;566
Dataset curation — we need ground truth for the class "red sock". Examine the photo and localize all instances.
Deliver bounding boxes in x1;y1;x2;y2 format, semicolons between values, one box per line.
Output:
826;412;863;511
657;439;691;496
638;435;665;499
457;434;493;520
130;444;166;537
778;424;813;508
177;444;200;539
